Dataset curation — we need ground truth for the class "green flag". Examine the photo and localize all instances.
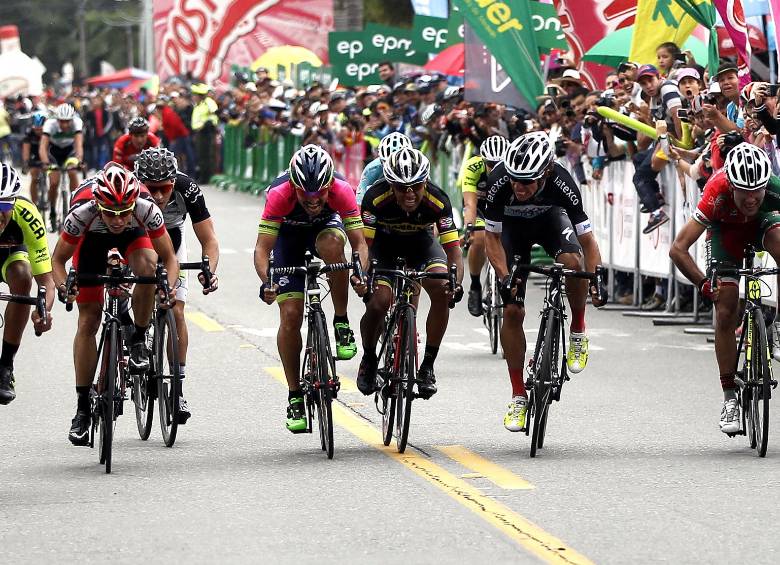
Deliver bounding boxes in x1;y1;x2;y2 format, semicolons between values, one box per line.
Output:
453;0;543;106
530;1;567;52
672;0;719;75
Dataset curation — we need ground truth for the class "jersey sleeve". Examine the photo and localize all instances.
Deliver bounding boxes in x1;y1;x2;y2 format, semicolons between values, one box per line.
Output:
484;165;508;233
328;180;363;232
360;191;378;243
435;195;460;249
134;199;167;238
14;199;51;275
112;135;127;165
694;172;725;227
179;176;211;223
356;159;382;205
762;175;780;211
552;165;591;235
461;156;485;194
258;183;294;236
61;199;96;244
42;119;56;137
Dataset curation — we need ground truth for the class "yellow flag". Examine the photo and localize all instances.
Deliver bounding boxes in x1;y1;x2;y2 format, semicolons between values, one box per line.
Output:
629;0;698;66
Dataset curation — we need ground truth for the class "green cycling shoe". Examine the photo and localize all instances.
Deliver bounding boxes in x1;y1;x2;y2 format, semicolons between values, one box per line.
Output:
334;322;357;360
286;397;307;433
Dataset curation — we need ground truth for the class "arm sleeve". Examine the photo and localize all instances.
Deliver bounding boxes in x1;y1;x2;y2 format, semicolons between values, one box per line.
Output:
180;177;211;223
461;156;484;194
360;197;378;242
436;197;460;249
329;181;363;232
112;136;125;164
483;170;505;233
258;185;292;235
16;201;52;275
553;165;591;231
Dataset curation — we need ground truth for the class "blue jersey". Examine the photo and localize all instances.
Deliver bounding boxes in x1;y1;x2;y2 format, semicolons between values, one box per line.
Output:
356;157;384;205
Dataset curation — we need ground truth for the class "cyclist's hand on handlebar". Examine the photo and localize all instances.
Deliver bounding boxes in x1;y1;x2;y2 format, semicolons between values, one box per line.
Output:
589;280;608;307
447;282;464;306
699;277;718;302
58;282;78;304
199;271;219;294
350;274;368;297
260;281;279;304
156;286;176;309
32;309;53;333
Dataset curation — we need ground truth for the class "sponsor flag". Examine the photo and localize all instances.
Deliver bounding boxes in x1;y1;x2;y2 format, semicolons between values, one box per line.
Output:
713;0;752;86
629;0;698;65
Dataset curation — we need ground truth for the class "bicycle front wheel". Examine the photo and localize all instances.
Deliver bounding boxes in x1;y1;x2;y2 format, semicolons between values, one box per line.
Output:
97;323;121;474
312;312;335;459
396;307;417;454
752;311;771;457
530;311;558;458
379;324;397;446
155;309;181;447
133;369;154;440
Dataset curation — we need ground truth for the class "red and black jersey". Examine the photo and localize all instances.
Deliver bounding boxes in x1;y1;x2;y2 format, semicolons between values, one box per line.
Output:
112;132;161;171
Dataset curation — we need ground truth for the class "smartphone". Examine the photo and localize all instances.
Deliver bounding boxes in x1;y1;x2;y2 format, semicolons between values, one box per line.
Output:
675;53;687;63
678;108;689;120
768;84;780;97
546;86;557;98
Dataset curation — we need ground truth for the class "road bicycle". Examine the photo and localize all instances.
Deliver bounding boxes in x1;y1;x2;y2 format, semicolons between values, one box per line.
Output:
267;251;362;459
507;258;604;458
369;259;457;453
463;223;502;356
62;249;173;472
711;245;779;457
45;157;81;233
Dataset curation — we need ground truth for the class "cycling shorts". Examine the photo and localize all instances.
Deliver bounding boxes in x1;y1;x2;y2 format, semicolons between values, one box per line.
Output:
470;210;486;232
706;212;780;284
271;215;346;303
48;145;77;168
370;231;447;287
169;226;188;303
499;206;582;303
0;245;31;283
73;229;154;303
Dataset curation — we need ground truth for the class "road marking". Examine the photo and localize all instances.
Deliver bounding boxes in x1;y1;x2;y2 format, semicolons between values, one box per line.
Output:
330;404;593;565
184;311;225;332
263;366;591;563
436;445;534;490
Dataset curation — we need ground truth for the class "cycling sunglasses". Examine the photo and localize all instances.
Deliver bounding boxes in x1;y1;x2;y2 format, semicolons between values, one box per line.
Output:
0;199;15;212
97;202;136;217
146;181;175;193
392;181;426;193
512;178;539;186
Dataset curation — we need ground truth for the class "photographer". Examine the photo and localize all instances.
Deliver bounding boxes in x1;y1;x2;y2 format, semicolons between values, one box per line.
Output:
753;82;780;146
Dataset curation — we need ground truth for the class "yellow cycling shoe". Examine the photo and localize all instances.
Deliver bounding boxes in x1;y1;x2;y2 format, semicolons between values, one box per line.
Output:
503;396;528;432
566;332;589;374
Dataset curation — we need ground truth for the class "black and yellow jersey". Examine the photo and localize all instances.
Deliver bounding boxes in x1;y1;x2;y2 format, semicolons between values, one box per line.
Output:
461;155;489;213
0;196;52;275
360;180;460;249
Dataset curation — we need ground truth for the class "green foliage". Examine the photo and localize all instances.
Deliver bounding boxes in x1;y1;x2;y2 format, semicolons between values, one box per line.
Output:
2;0;139;80
364;0;415;28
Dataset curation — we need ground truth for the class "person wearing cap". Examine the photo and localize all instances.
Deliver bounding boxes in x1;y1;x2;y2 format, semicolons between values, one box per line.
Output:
190;83;219;183
616;61;645;109
698;62;742;135
553;69;587;97
674;67;703;102
632;63;683;234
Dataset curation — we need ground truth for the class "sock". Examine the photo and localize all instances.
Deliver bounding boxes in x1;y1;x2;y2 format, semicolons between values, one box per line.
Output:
470;273;481;291
509;368;526;397
721;374;737;400
76;385;91;413
570;305;586;334
132;323;148;343
421;345;439;368
362;347;377;362
288;389;303;402
178;364;185;396
333;314;349;326
119;310;133;327
0;340;19;370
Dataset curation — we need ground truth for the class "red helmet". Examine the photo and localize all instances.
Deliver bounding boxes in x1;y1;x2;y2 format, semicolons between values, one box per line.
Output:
93;162;141;208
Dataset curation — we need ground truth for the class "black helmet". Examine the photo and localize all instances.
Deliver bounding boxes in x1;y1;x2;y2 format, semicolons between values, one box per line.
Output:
134;147;178;183
289;145;334;194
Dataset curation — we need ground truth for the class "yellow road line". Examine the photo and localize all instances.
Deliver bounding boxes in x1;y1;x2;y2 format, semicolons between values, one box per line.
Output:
262;366;592;564
185;311;225;332
436;445;534;490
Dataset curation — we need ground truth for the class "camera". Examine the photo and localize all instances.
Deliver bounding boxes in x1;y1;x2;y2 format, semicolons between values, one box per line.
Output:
595;94;615;108
768;84;780;97
721;130;744;155
703;92;718;105
554;138;568;157
583;112;601;128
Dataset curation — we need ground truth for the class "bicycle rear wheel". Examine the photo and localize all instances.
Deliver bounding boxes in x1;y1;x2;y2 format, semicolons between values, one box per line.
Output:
396;307;416;454
313;312;335;459
97;323;120;474
155;309;181;447
752;311;771;457
531;312;558;458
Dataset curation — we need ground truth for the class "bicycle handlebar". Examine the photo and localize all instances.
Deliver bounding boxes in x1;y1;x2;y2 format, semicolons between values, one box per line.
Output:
367;258;458;308
463;223;475;252
709;260;780;293
180;255;213;290
263;251;363;300
0;287;47;336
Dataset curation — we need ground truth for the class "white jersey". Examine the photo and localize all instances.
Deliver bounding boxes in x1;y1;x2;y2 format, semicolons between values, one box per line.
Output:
43;116;83;148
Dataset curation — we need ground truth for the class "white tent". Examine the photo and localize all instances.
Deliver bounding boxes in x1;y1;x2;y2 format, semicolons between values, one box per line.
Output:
0;25;46;98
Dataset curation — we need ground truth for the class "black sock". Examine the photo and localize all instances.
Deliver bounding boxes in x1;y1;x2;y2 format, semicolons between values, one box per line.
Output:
333;314;349;325
0;340;19;370
132;323;148;342
421;345;439;368
362;346;377;362
288;390;303;402
470;274;481;291
76;385;91;413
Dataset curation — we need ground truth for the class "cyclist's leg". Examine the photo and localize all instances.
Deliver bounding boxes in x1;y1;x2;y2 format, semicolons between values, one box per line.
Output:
468;220;487;284
500;227;531;398
29;167;41;204
0;249;30;403
314;220;348;317
171;228;189;364
127;238;157;329
47;168;60;206
759;212;780;322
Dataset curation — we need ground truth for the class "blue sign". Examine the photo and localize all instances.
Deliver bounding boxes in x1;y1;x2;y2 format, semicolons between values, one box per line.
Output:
411;0;448;18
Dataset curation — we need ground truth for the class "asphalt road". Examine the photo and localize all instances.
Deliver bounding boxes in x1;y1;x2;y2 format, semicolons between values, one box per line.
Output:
2;184;780;564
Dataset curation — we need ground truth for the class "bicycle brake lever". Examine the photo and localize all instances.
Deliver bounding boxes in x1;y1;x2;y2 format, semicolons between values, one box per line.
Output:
34;285;46;337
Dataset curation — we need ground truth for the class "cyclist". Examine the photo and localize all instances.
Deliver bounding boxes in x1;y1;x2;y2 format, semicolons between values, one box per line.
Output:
51;162;179;446
462;135;509;316
356;131;412;205
670;143;779;435
357;148;464;399
134;147;219;423
484;132;606;432
21;112;47;210
113;117;160;171
0;164;56;405
254;145;368;432
40;103;84;231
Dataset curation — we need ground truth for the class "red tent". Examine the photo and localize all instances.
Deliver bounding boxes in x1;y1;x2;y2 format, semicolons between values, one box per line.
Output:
85;68;153;89
424;44;465;76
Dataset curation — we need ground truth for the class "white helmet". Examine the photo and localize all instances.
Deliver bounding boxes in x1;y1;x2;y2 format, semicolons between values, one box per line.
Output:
504;131;554;180
725;142;772;191
0;164;22;199
378;132;412;163
54;103;76;121
383;148;430;186
479;135;510;164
